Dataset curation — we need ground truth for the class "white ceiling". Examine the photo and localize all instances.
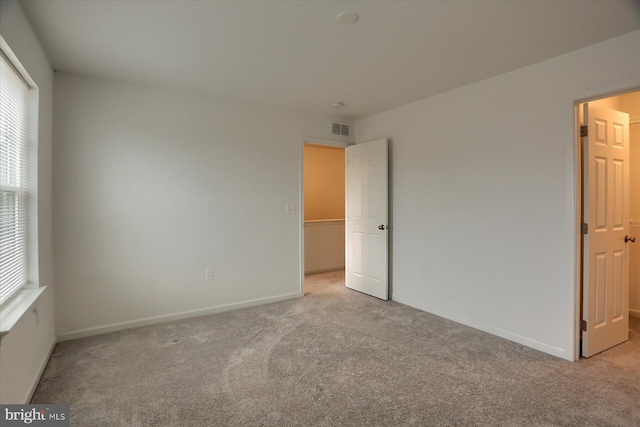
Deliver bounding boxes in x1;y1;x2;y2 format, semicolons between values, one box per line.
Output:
20;0;640;120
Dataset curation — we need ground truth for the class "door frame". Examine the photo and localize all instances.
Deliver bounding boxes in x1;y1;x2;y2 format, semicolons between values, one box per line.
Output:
298;136;351;297
573;85;640;360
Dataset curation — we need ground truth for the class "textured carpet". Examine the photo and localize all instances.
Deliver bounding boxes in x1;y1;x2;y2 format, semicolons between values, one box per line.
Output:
32;270;640;426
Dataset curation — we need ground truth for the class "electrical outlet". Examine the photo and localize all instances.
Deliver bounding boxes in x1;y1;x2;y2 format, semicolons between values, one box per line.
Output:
286;204;297;215
421;267;428;279
205;268;214;281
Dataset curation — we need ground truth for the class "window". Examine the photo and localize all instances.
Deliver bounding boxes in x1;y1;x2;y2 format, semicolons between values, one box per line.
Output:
0;49;35;306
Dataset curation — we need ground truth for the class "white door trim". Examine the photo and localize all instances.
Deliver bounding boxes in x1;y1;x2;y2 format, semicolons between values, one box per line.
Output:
573;84;640;361
299;136;351;297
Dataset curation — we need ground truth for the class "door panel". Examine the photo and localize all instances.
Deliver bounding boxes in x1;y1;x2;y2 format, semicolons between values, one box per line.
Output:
582;104;630;357
346;139;389;300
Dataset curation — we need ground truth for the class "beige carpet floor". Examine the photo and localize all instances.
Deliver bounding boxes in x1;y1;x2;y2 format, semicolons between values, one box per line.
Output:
32;270;640;426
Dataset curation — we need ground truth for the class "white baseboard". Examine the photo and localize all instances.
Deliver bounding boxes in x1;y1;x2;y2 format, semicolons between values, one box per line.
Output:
630;309;640;318
24;337;56;404
57;292;300;342
392;295;569;361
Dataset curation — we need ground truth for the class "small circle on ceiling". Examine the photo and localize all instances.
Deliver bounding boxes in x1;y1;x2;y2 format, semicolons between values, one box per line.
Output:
337;11;359;26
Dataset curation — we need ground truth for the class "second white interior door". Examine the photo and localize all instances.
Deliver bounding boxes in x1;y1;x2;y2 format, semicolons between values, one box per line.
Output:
346;139;389;300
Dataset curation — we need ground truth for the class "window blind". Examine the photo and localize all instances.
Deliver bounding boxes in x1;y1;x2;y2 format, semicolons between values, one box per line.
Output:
0;51;33;306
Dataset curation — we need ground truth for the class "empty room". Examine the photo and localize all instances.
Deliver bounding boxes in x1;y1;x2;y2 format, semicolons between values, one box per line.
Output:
1;0;639;425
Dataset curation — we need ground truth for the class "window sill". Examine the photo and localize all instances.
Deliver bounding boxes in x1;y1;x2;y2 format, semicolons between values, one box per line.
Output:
0;286;46;344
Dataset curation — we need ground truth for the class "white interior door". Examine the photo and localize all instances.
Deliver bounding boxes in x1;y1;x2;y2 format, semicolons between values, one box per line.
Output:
346;139;389;300
582;103;631;357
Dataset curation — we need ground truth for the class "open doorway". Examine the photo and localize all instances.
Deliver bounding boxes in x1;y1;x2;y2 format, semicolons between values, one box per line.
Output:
578;89;640;358
300;139;347;296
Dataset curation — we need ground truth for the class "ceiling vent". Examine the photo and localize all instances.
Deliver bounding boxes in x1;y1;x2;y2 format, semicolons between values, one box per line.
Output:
332;122;350;137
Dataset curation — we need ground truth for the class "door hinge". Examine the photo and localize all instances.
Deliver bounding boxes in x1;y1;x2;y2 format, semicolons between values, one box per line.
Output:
580;125;588;137
580;320;587;332
581;223;588;234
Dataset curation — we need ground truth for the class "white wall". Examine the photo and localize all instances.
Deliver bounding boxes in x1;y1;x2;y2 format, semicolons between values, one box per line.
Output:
355;30;640;360
53;73;350;339
0;0;56;403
